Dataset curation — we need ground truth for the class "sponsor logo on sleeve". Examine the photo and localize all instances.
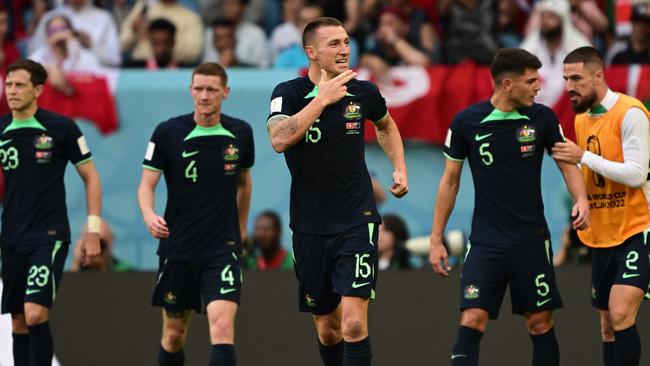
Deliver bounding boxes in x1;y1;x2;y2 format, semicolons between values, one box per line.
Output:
77;136;90;155
270;97;283;113
145;142;155;161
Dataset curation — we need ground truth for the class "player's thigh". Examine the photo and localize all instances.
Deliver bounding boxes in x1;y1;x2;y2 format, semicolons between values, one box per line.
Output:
608;284;645;329
591;247;618;310
460;243;508;320
152;257;202;313
23;241;69;310
292;232;339;315
201;252;242;307
508;240;563;316
332;223;379;301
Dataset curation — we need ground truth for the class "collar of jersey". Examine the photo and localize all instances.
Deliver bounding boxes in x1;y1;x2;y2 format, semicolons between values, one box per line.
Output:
587;89;616;117
4;116;47;134
304;85;354;99
184;123;235;141
480;108;530;123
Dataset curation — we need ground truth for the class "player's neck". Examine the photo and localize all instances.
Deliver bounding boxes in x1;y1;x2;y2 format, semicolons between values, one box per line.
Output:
490;93;517;112
592;84;609;108
193;112;221;127
307;67;322;85
11;103;38;121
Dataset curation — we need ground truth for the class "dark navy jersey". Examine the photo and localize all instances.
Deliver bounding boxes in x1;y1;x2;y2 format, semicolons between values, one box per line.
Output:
267;76;387;235
444;101;564;245
143;113;254;261
0;108;93;248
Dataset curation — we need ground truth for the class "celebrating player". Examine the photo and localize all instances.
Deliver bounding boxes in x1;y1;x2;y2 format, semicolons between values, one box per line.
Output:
137;62;254;366
266;17;408;366
552;46;650;366
429;48;589;366
0;59;102;366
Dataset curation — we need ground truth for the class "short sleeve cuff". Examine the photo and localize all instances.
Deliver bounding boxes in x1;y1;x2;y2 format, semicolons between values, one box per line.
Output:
443;152;464;162
142;164;163;172
74;156;93;166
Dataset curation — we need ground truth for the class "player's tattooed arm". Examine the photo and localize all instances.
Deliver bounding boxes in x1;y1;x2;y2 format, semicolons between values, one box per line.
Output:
268;116;298;141
164;309;190;319
374;114;408;198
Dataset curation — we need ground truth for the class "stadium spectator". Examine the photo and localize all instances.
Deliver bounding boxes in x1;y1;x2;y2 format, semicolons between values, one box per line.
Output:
120;0;203;65
124;18;191;69
272;2;327;68
246;211;293;271
270;0;305;61
361;6;435;79
0;6;19;74
197;0;266;28
205;19;239;67
315;0;361;38
203;0;269;67
610;3;650;65
71;219;134;272
438;0;499;65
28;0;121;67
524;0;607;45
378;214;412;270
498;0;525;48
28;15;102;94
521;0;591;107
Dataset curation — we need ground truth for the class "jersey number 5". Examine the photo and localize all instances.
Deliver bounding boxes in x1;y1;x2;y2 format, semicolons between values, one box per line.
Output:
479;143;493;166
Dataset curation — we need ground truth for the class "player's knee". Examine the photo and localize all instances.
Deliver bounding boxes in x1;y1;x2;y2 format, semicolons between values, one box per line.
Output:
162;326;188;351
11;314;28;333
23;305;48;326
601;323;615;341
341;318;366;340
210;317;234;340
318;327;342;345
526;317;553;335
459;310;488;331
608;308;634;330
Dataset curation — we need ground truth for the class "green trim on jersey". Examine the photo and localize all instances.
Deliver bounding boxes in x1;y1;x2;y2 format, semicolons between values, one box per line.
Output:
545;239;551;265
444;152;464;162
142;164;163;172
480;109;531;124
588;104;607;116
51;240;63;301
372;111;389;125
184;123;235;141
74;157;93;166
304;85;354;99
4;116;47;133
368;223;375;246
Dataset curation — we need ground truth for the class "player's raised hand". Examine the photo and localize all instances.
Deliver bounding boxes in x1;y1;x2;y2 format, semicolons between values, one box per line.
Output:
430;237;451;277
81;232;101;267
315;69;357;106
552;138;584;164
145;213;170;238
390;170;408;198
571;199;590;230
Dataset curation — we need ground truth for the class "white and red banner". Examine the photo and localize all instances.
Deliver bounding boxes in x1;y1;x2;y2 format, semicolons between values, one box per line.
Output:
363;63;650;145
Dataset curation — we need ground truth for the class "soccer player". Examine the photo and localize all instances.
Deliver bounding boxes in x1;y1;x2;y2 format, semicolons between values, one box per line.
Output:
266;17;408;366
137;62;254;366
0;59;102;366
552;46;650;366
429;48;589;366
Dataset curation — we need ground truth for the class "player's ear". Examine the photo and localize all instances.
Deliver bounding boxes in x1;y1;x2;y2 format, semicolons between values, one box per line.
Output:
501;77;512;92
33;84;44;98
223;86;230;99
305;45;316;60
593;69;605;86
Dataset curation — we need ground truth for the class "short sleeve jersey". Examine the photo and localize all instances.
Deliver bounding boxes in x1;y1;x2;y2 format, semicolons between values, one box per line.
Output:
142;113;254;261
444;101;564;244
267;76;387;235
0;108;93;249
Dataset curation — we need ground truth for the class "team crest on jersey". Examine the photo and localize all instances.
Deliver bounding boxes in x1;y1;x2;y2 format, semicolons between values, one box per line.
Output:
305;294;316;307
34;135;53;149
464;285;480;300
164;292;177;305
517;125;536;143
343;101;362;120
223;144;239;161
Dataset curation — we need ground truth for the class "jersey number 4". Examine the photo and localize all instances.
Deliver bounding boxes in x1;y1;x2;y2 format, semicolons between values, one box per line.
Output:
185;160;198;182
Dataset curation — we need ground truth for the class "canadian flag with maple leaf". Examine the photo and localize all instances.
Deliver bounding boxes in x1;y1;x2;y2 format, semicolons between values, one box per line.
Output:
362;63;650;144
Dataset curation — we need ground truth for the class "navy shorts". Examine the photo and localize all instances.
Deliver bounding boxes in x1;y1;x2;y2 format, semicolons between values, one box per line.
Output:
1;240;69;314
292;223;380;315
152;251;242;314
460;239;563;319
591;231;650;310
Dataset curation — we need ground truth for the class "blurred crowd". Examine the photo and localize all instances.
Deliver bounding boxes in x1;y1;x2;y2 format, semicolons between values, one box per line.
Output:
2;0;649;78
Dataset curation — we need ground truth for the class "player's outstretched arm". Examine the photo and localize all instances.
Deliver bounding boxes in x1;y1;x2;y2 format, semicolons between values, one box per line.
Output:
237;169;253;243
137;169;169;238
267;69;357;152
429;159;462;277
374;114;408;198
556;161;590;231
75;160;102;266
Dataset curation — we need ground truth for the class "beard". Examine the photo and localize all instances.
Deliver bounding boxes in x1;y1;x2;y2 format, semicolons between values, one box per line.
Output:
569;90;598;113
541;24;563;42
